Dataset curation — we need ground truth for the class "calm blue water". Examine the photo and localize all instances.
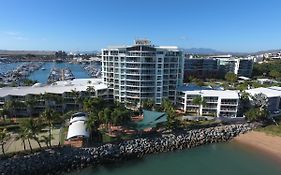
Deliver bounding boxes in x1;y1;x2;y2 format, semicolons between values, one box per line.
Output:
68;143;281;175
0;62;27;74
28;62;90;83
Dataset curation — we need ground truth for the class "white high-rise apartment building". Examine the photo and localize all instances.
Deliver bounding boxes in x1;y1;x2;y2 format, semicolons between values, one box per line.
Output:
102;40;184;108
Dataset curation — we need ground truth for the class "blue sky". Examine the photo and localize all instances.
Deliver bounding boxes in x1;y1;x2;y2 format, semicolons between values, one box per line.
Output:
0;0;280;52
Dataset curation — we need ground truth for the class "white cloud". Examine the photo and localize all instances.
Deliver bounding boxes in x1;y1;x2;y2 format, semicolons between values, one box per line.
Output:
1;31;28;40
3;31;21;36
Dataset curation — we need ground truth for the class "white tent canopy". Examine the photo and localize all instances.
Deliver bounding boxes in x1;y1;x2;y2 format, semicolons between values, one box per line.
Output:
67;120;89;140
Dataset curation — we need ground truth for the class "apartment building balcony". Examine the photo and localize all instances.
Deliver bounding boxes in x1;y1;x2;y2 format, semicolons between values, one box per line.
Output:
186;108;198;113
205;100;218;103
220;107;237;112
186;104;200;107
220;102;238;106
219;111;237;118
202;105;218;109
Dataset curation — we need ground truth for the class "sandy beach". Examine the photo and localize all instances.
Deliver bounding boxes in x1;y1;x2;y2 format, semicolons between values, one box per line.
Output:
234;131;281;162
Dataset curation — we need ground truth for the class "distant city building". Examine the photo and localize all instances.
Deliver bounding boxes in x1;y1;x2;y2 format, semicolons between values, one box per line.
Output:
246;86;281;113
211;55;253;77
177;84;240;118
0;78;108;116
101;40;184;108
184;55;254;79
184;58;220;79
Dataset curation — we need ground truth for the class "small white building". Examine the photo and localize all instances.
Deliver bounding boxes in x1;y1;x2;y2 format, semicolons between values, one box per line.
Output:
246;87;281;113
177;84;240;118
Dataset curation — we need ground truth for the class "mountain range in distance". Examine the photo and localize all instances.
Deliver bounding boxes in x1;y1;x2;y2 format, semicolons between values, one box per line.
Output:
1;48;280;56
182;48;281;56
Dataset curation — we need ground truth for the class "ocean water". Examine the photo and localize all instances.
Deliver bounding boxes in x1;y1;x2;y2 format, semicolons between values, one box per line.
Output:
0;62;27;74
28;62;90;83
67;143;281;175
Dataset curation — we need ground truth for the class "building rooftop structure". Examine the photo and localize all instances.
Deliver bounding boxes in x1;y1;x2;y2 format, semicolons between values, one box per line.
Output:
67;112;89;140
0;78;107;97
177;84;239;98
136;110;167;130
246;87;281;98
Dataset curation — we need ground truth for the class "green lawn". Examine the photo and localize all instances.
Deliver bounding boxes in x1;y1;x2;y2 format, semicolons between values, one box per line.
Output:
256;123;281;137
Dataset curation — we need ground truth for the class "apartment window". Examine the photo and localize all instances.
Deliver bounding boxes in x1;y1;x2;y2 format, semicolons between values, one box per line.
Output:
158;58;162;62
157;76;161;80
157;64;162;68
157;70;162;75
157;82;161;86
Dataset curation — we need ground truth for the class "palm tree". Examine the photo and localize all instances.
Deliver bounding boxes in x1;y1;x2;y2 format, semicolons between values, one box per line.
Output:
40;135;51;148
86;86;95;97
83;97;105;114
25;95;37;117
20;118;43;149
3;100;17;117
41;109;59;147
86;112;102;144
160;99;177;129
141;98;155;110
15;128;28;151
192;96;206;116
70;89;82;110
103;108;112;129
0;128;10;156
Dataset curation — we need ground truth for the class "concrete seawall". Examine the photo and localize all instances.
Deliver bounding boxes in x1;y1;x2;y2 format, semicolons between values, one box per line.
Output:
0;123;257;175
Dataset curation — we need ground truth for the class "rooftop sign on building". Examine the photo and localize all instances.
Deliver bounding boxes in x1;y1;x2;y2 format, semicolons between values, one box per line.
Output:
134;39;151;46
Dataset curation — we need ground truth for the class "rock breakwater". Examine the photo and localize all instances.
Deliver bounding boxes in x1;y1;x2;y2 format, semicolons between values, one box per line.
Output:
0;123;257;175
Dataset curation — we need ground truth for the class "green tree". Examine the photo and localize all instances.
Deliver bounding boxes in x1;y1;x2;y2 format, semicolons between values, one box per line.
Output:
15;128;28;151
245;93;269;121
25;95;37;116
22;79;38;86
238;91;251;116
225;72;237;84
85;113;100;143
83;97;105;114
20;118;44;149
0;128;10;156
269;70;281;79
192;96;206;115
40;109;59;146
245;107;268;122
141;99;155;110
86;86;95;97
160;99;178;129
3;100;17;117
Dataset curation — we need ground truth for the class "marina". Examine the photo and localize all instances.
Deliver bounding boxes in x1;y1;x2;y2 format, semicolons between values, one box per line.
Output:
82;62;102;78
0;61;101;85
47;67;75;83
0;62;43;85
28;62;98;84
